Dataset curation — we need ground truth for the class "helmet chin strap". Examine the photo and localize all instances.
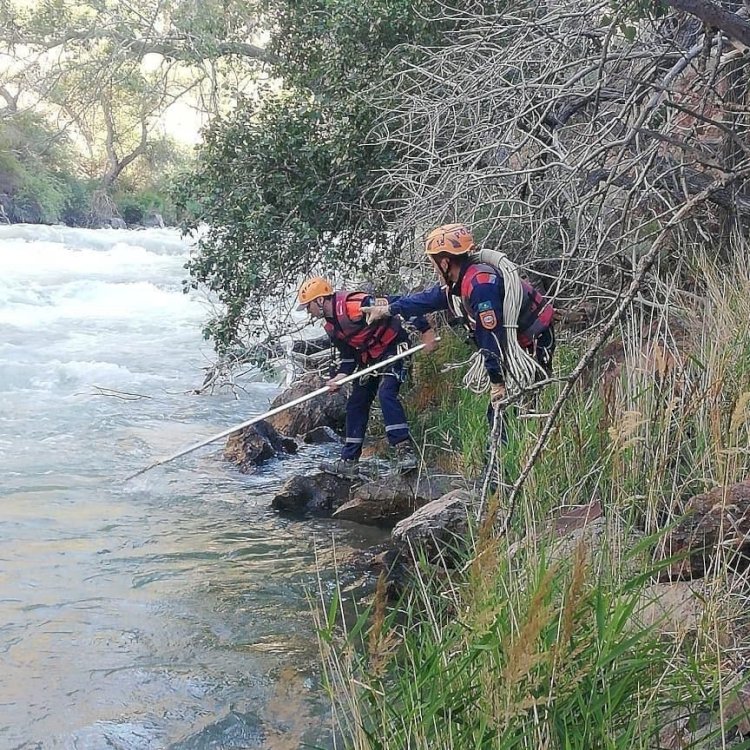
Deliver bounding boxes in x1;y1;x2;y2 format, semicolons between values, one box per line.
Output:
431;255;453;287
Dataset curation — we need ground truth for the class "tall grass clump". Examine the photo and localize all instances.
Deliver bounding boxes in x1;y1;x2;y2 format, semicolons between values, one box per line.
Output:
316;256;750;749
407;330;525;477
316;536;748;749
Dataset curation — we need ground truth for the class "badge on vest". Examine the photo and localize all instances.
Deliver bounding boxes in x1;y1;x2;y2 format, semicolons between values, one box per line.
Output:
479;309;498;329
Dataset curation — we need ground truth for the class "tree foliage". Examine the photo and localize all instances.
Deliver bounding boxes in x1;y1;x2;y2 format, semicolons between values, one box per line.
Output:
0;110;88;223
180;0;450;351
179;91;400;349
183;0;749;356
0;0;267;191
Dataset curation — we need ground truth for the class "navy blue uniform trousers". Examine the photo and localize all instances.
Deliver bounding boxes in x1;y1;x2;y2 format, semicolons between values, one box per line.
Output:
485;326;556;443
341;354;409;461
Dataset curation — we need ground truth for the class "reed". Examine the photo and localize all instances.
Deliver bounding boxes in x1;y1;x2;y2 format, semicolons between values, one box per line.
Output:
315;256;750;749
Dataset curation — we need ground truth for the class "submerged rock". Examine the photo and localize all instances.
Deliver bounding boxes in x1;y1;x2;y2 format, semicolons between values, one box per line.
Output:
168;709;266;749
272;471;355;514
224;419;297;474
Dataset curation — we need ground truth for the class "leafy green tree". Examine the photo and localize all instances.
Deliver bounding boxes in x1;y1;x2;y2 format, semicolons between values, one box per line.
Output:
180;0;449;351
0;0;268;193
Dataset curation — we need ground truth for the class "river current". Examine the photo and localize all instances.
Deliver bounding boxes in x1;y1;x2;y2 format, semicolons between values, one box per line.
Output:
0;224;378;749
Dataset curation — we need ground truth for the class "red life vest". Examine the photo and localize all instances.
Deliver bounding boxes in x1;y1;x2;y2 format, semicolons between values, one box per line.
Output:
324;291;401;364
451;262;554;348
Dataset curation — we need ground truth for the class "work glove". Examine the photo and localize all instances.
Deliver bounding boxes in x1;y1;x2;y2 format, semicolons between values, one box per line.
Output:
420;328;438;353
490;382;506;408
362;298;390;325
326;372;348;391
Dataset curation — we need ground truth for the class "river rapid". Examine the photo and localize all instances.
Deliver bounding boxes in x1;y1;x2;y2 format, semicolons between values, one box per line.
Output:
0;224;379;750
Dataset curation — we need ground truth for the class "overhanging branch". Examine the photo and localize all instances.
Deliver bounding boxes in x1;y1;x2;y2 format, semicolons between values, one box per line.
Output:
665;0;750;48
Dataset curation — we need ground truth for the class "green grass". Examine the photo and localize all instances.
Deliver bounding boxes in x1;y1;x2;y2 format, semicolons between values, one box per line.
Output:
315;256;750;749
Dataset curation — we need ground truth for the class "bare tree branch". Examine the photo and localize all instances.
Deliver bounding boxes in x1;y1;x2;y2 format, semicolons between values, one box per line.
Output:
665;0;750;49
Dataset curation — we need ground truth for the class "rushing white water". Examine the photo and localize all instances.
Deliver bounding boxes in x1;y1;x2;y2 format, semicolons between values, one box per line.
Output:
0;225;380;750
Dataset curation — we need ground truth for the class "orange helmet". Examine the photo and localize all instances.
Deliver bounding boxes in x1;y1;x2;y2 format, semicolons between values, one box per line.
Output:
296;276;333;310
424;223;475;256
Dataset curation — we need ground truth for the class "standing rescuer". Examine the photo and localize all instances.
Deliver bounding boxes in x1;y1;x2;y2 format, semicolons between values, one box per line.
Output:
296;276;436;478
364;223;555;419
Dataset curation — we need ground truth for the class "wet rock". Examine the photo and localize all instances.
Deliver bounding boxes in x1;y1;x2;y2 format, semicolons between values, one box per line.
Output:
272;471;354;514
333;473;453;528
302;425;341;444
341;543;411;595
143;211;165;228
266;372;348;437
392;489;473;556
224;419;297;474
660;478;750;580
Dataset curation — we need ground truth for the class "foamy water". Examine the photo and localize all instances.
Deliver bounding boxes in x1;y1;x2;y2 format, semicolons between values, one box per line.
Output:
0;224;379;749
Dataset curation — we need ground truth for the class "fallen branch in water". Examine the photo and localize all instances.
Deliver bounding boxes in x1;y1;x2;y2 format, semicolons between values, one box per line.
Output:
88;385;153;401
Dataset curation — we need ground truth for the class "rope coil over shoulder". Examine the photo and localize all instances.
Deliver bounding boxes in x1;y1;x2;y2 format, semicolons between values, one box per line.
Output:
443;248;547;396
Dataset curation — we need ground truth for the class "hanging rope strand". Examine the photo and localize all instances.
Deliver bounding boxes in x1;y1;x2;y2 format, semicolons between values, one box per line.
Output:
474;248;547;395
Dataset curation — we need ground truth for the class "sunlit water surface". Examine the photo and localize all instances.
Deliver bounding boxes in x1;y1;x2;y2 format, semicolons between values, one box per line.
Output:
0;224;381;750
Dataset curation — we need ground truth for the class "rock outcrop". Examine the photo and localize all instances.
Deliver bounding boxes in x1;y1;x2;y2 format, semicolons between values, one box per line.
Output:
391;489;473;556
224;419;297;474
266;372;348;437
659;479;750;580
272;467;456;527
334;473;455;527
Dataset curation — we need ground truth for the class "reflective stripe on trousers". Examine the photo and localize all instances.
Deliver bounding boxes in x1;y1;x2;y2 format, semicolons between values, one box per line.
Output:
341;362;410;460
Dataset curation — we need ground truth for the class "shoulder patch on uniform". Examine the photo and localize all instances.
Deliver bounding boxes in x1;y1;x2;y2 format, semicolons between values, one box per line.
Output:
477;300;493;312
479;310;498;329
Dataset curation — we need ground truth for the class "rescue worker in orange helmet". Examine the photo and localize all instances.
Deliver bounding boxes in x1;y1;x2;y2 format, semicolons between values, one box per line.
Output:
296;277;436;478
364;224;555;426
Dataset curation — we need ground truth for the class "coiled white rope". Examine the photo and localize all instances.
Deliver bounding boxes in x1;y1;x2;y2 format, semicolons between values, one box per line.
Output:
442;349;489;394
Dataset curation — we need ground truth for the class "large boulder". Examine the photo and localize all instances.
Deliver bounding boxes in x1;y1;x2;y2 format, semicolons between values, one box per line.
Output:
224;419;297;474
659;478;750;580
334;473;455;528
272;471;355;514
392;489;473;555
266;372;348;437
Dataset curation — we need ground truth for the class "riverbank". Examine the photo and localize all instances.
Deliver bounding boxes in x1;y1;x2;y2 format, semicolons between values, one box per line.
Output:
304;255;750;748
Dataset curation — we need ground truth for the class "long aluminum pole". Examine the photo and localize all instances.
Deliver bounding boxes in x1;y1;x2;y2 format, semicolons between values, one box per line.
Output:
125;338;434;481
